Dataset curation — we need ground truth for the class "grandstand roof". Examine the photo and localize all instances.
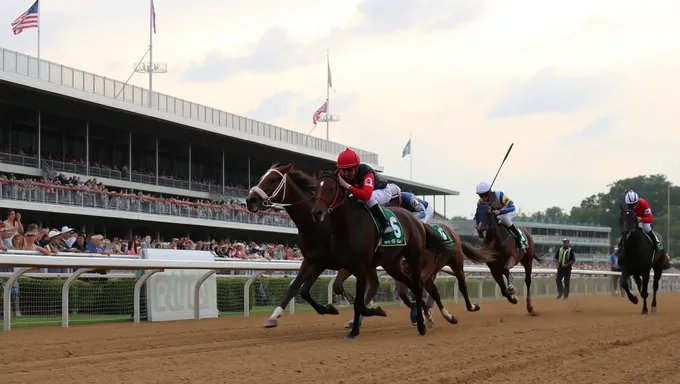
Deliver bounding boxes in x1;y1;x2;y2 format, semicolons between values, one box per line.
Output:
385;174;459;196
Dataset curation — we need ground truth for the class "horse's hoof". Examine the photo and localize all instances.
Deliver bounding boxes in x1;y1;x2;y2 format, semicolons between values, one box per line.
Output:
509;295;519;304
471;303;481;312
412;322;417;326
651;307;657;314
641;309;648;315
417;321;427;336
325;304;340;315
263;318;278;328
631;296;639;305
345;333;358;340
448;315;459;325
507;285;516;295
426;316;435;328
344;320;353;329
375;306;387;317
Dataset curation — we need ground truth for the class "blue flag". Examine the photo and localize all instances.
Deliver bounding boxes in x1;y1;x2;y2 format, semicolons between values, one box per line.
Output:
402;139;411;158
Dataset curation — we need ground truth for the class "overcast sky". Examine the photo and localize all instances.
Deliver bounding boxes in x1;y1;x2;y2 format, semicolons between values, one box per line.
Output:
2;0;680;218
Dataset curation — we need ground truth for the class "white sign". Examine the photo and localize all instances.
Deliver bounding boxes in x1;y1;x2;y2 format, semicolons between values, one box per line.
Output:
145;249;219;322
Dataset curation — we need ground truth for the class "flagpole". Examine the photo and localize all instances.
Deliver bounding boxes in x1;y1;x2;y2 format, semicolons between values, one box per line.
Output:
148;0;154;106
37;0;41;60
325;50;330;141
409;132;413;181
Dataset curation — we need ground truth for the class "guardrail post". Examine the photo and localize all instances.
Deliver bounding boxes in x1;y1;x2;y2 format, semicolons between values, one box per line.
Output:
453;279;459;304
3;267;35;331
478;277;484;303
62;268;95;328
244;271;265;317
193;269;218;320
134;269;163;323
328;275;337;306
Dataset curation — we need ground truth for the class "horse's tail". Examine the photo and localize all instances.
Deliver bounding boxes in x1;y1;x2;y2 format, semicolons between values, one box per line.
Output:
460;241;495;264
423;224;451;253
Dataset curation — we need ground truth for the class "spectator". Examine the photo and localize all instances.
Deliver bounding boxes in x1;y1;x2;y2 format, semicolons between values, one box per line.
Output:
127;238;141;256
2;210;23;247
72;234;87;252
554;238;576;300
609;247;624;296
85;235;108;255
61;226;76;247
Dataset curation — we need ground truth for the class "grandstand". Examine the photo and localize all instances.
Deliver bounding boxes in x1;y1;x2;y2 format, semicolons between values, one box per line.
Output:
448;218;612;262
0;47;458;245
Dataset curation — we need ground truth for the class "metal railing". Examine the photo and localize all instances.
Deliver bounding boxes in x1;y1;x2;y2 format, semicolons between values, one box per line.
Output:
0;47;379;164
0;179;296;228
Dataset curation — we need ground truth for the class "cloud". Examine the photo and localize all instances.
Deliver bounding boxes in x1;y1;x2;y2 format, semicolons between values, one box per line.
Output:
247;91;301;122
183;0;487;82
487;68;615;118
353;0;487;34
183;26;312;82
565;116;616;141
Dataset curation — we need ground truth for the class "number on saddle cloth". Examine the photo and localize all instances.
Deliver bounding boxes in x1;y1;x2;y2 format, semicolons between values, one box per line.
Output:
365;206;407;248
430;224;454;246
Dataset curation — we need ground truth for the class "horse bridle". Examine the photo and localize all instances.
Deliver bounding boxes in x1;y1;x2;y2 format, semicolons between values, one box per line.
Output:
248;168;311;209
316;173;346;213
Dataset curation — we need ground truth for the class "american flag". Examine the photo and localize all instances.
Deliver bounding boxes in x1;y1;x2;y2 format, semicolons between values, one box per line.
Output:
151;0;157;34
11;0;39;35
312;100;328;126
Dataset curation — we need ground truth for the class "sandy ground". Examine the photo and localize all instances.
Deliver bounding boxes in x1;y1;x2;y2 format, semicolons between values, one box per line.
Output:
1;294;679;384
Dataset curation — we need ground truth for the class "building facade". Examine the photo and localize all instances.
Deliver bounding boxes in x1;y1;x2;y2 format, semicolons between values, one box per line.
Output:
445;218;612;262
0;47;458;242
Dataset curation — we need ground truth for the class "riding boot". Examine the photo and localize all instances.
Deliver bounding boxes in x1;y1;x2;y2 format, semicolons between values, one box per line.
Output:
645;230;661;250
509;224;525;248
369;204;393;235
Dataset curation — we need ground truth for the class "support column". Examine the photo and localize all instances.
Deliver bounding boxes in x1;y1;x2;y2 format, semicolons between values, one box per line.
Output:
155;135;159;185
37;111;41;168
85;121;90;176
128;132;132;182
188;143;192;189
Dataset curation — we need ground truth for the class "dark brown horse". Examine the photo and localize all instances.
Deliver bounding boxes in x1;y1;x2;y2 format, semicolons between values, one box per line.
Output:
246;164;383;327
312;172;455;339
474;204;539;314
344;222;494;329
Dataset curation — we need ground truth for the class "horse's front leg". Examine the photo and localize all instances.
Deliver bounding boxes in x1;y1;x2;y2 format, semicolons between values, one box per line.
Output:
640;272;651;315
651;266;662;313
620;271;639;305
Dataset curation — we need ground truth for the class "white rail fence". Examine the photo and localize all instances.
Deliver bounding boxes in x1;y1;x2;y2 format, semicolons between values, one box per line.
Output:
1;250;679;332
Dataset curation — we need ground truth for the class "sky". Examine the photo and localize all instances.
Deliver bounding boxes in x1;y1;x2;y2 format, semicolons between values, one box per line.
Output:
2;0;680;219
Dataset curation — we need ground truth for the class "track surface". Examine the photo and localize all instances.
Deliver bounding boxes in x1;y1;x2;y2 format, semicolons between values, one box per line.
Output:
1;294;680;384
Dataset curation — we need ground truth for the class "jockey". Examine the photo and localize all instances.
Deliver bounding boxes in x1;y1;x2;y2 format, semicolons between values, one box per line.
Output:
624;190;661;250
336;148;401;236
475;181;527;249
400;192;434;223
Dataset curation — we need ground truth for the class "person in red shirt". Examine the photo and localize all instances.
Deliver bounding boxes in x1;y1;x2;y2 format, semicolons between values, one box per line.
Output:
623;190;671;269
335;148;401;237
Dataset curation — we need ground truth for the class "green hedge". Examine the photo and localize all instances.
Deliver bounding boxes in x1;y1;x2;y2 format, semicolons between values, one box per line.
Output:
0;275;614;317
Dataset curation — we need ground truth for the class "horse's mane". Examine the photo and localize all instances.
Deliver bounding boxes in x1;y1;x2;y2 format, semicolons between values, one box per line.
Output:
288;169;317;195
269;162;317;195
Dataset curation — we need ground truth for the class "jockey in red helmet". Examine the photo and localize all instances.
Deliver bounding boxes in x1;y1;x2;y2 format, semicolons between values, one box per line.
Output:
336;148;401;236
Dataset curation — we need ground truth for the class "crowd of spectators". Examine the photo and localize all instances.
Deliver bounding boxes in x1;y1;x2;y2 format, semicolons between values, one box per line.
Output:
0;173;296;228
0;208;303;261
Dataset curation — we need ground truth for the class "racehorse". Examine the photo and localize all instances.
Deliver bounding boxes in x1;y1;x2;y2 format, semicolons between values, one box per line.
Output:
474;204;539;314
246;164;381;327
312;171;456;339
618;203;665;314
344;222;494;329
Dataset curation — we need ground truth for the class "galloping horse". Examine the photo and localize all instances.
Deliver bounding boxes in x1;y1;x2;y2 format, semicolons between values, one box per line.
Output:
345;222;494;329
475;204;539;314
312;172;456;339
618;203;666;314
246;164;381;327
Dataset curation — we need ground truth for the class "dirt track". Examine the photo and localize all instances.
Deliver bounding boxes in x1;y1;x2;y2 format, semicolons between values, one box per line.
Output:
1;294;679;384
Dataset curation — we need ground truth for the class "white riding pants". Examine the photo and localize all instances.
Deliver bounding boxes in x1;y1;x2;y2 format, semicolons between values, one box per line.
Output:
497;210;516;227
421;203;434;223
639;222;652;232
367;183;401;207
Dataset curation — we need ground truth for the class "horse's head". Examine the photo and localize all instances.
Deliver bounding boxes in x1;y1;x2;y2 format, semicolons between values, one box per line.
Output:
311;171;346;223
619;202;638;236
474;203;495;237
246;163;293;212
